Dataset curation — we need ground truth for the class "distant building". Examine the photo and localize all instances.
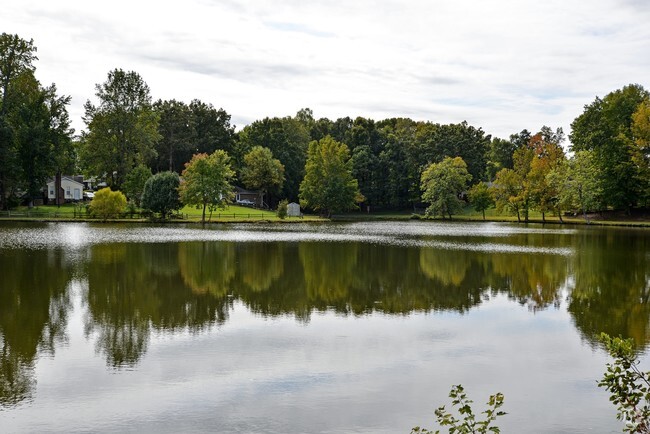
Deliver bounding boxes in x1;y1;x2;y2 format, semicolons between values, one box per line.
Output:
287;202;301;217
234;186;263;207
46;176;84;203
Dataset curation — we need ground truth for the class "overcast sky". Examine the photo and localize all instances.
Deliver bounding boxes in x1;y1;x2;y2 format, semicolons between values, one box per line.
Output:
2;0;649;142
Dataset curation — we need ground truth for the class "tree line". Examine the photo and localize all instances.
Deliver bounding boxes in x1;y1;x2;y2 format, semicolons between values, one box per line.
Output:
2;33;649;218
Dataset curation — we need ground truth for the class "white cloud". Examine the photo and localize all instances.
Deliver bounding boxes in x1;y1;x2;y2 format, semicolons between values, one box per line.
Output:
2;0;649;140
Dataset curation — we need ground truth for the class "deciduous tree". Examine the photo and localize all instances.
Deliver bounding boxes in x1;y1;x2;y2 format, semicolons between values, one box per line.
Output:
80;69;160;189
490;168;524;222
570;84;649;211
122;164;152;206
299;136;363;217
153;99;194;173
179;151;234;222
240;146;284;208
0;33;38;209
468;182;493;220
420;156;472;219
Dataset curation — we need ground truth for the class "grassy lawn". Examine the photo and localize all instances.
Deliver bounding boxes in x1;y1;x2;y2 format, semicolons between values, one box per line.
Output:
179;205;323;222
0;202;324;223
336;205;650;227
2;203;648;227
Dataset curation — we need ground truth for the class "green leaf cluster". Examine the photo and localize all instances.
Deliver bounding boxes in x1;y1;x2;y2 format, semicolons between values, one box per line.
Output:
599;333;650;433
412;384;506;434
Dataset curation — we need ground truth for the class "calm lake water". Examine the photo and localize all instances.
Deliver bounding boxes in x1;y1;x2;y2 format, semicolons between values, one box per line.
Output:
0;221;648;433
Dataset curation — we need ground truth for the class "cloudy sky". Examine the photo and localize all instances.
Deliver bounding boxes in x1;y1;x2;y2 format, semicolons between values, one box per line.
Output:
2;0;649;141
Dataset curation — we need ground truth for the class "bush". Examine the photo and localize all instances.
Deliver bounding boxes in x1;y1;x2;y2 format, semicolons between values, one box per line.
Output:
141;171;181;219
89;188;127;220
277;199;288;219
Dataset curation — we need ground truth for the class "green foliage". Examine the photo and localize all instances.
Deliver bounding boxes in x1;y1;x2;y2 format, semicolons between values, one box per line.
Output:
490;168;524;222
411;384;506;434
570;84;650;211
599;333;650;433
299;135;363;217
420;156;472;219
79;68;160;189
0;33;73;209
141;171;181;219
238;116;309;200
468;182;493;220
153;99;195;173
89;187;126;220
240;146;285;208
179;150;234;222
151;99;235;174
276;199;288;219
122;164;152;206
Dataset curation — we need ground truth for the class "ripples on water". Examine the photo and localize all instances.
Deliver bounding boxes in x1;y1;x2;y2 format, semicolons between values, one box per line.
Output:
0;221;576;255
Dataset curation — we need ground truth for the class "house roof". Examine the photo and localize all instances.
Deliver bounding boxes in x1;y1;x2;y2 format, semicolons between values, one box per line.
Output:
46;176;84;187
234;186;260;194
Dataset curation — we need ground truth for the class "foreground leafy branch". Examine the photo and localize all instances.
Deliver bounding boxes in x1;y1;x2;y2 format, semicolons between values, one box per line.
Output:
599;333;650;433
411;384;506;434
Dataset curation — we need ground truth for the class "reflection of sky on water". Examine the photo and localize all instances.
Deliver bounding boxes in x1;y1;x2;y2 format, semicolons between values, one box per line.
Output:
11;296;618;433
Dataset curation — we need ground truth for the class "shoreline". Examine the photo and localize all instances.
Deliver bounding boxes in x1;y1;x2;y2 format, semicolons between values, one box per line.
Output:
1;214;649;228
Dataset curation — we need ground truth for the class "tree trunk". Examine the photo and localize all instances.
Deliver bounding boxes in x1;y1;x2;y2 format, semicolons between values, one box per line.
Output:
516;209;521;223
482;209;485;221
558;208;564;223
202;202;206;223
541;212;545;223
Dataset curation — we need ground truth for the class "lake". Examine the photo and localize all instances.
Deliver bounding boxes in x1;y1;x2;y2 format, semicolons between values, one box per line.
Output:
0;221;648;433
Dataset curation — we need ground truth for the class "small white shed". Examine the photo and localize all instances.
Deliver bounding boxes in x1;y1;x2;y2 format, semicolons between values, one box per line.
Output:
287;202;301;217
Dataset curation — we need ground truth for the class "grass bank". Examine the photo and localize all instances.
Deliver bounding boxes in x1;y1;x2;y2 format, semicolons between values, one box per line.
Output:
334;206;650;228
0;203;325;223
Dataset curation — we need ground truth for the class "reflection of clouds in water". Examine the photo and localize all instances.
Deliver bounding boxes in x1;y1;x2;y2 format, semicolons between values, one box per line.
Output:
0;222;573;256
415;240;573;256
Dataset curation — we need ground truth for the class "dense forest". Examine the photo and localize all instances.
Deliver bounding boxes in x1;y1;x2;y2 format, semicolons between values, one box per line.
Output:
1;33;649;218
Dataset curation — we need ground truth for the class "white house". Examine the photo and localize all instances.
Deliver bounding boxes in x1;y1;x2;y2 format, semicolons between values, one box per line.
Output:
46;176;84;202
287;202;301;217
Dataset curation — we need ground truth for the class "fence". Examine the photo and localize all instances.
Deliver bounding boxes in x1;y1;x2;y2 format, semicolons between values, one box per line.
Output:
0;210;274;221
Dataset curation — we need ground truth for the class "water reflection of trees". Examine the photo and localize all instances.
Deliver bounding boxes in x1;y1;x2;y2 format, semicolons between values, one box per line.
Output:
3;224;648;406
0;249;72;408
83;227;650;365
568;229;650;347
85;243;232;368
